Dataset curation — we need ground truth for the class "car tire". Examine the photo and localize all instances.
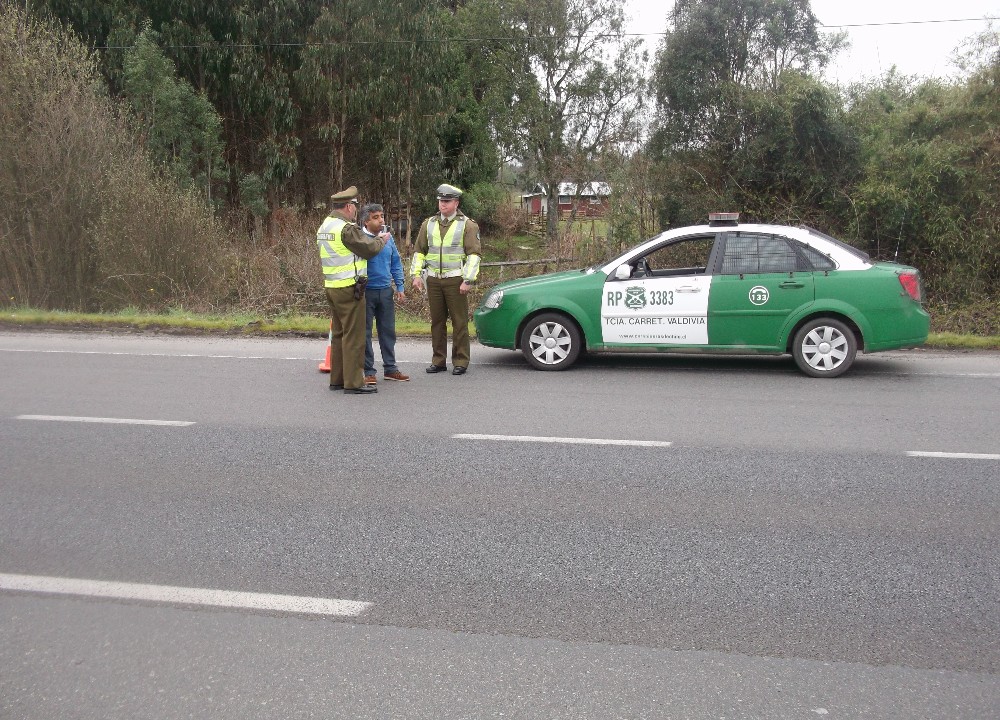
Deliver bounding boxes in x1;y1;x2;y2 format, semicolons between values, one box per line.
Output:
520;313;582;371
792;318;858;378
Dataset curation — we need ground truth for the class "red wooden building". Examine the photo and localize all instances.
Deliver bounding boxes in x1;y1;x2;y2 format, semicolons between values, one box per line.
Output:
521;182;611;218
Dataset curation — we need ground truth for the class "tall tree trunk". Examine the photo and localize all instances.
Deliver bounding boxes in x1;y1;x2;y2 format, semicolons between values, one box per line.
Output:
404;164;413;254
330;126;344;192
336;104;346;189
545;183;560;257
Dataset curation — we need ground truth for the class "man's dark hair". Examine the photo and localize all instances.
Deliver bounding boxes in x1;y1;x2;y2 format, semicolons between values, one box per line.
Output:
361;203;384;225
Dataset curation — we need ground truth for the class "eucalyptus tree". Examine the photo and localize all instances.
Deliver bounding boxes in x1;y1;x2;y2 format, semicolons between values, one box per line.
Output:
296;5;354;195
121;25;227;204
463;0;647;251
30;0;133;55
34;0;497;232
296;0;461;247
652;0;839;154
36;0;323;216
354;0;463;246
649;0;851;225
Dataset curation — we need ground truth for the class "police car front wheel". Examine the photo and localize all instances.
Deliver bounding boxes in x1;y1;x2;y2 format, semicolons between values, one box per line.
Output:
520;313;582;371
792;318;858;378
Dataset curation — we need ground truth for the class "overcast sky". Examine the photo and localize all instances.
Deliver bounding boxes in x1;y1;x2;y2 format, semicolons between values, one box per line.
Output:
624;0;1000;83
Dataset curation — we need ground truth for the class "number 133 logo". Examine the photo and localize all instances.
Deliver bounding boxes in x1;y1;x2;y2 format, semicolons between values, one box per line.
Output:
749;286;770;305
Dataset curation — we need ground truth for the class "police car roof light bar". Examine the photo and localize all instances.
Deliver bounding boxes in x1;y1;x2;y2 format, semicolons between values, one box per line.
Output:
708;212;740;226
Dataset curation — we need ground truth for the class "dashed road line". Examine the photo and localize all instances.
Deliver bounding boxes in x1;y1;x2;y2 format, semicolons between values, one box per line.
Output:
907;451;1000;460
456;435;999;457
16;415;195;427
453;433;672;448
0;348;296;360
0;573;370;617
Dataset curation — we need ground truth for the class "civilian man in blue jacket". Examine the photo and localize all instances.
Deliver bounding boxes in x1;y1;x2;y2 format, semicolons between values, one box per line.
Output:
361;203;410;384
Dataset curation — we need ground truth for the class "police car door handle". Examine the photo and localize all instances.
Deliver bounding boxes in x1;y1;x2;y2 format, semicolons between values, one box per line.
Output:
676;286;701;293
779;280;805;289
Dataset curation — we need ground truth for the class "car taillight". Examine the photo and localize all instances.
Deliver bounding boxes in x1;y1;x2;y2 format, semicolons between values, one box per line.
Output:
898;272;922;302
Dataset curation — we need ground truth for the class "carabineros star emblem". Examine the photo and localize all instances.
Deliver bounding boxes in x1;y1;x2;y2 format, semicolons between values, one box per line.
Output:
625;285;647;310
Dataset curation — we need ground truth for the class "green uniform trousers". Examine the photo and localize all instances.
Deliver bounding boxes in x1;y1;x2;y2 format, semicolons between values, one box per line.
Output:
427;275;470;369
326;285;366;389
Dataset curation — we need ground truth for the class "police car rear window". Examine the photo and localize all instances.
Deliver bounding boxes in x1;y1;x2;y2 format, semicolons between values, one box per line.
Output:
721;233;805;274
795;242;836;271
801;226;871;262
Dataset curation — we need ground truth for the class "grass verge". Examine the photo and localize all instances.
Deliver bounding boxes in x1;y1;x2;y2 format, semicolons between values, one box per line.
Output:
0;307;430;336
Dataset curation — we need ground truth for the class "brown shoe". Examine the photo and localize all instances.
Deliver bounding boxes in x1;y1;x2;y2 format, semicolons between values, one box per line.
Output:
384;371;410;382
364;375;377;385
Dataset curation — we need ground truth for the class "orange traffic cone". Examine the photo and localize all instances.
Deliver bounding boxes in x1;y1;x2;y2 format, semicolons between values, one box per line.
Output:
318;320;332;372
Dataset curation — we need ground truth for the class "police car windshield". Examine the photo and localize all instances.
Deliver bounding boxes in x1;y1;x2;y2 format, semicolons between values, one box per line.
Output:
585;250;626;273
586;232;668;272
801;225;871;262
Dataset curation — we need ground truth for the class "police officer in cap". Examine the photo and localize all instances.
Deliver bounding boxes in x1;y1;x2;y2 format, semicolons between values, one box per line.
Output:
316;186;387;394
411;183;482;375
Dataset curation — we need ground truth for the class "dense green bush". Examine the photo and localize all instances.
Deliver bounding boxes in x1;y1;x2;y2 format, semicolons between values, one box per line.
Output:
844;73;1000;305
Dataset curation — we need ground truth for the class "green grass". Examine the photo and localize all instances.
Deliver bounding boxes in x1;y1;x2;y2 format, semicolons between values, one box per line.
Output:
481;233;547;262
3;307;999;349
1;306;434;336
925;332;1000;350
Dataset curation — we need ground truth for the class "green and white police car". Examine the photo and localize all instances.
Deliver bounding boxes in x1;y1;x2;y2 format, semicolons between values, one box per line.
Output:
473;214;929;378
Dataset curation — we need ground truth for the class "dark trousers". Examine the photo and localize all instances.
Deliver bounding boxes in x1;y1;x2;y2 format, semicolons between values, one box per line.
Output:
427;275;469;369
364;286;399;375
326;285;366;389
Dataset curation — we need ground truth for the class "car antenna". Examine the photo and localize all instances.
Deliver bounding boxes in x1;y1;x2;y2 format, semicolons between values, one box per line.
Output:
894;171;915;262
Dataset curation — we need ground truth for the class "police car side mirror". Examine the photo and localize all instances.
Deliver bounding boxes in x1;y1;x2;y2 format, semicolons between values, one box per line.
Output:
613;264;631;281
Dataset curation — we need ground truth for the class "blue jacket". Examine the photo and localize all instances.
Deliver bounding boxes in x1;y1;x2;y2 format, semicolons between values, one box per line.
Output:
362;229;405;291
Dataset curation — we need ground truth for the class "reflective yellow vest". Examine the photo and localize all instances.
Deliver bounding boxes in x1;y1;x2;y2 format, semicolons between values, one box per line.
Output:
316;216;366;288
411;216;481;282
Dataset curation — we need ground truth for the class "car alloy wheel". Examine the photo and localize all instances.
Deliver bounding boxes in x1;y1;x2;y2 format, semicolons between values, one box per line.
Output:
520;313;582;370
792;318;857;378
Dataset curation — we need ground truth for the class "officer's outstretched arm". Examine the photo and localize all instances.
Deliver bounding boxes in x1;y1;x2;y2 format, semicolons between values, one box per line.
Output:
342;225;386;260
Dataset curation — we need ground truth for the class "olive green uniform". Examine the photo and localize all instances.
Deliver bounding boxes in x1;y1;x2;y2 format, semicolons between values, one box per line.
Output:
322;209;386;390
411;211;482;369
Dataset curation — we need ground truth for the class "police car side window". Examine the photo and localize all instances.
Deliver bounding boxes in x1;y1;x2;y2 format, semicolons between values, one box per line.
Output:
642;235;716;276
722;233;803;274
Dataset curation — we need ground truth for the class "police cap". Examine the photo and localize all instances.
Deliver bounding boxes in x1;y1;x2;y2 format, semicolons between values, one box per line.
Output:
436;183;463;200
329;186;359;205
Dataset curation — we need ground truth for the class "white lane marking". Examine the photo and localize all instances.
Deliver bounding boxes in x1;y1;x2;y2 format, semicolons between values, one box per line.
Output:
0;348;297;360
453;433;672;448
907;451;1000;460
16;415;195;427
0;573;371;617
876;372;1000;378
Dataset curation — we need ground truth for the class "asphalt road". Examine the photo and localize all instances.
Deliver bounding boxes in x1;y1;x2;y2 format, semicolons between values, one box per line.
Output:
1;330;999;719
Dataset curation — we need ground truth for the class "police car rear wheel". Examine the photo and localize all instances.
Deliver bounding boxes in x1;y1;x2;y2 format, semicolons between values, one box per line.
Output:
520;313;582;371
792;318;857;378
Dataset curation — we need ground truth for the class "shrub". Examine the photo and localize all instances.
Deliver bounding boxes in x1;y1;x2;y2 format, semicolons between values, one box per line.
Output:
0;3;229;311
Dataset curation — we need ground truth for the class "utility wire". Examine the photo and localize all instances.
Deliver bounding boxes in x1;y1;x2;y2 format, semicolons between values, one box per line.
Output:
821;17;998;28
